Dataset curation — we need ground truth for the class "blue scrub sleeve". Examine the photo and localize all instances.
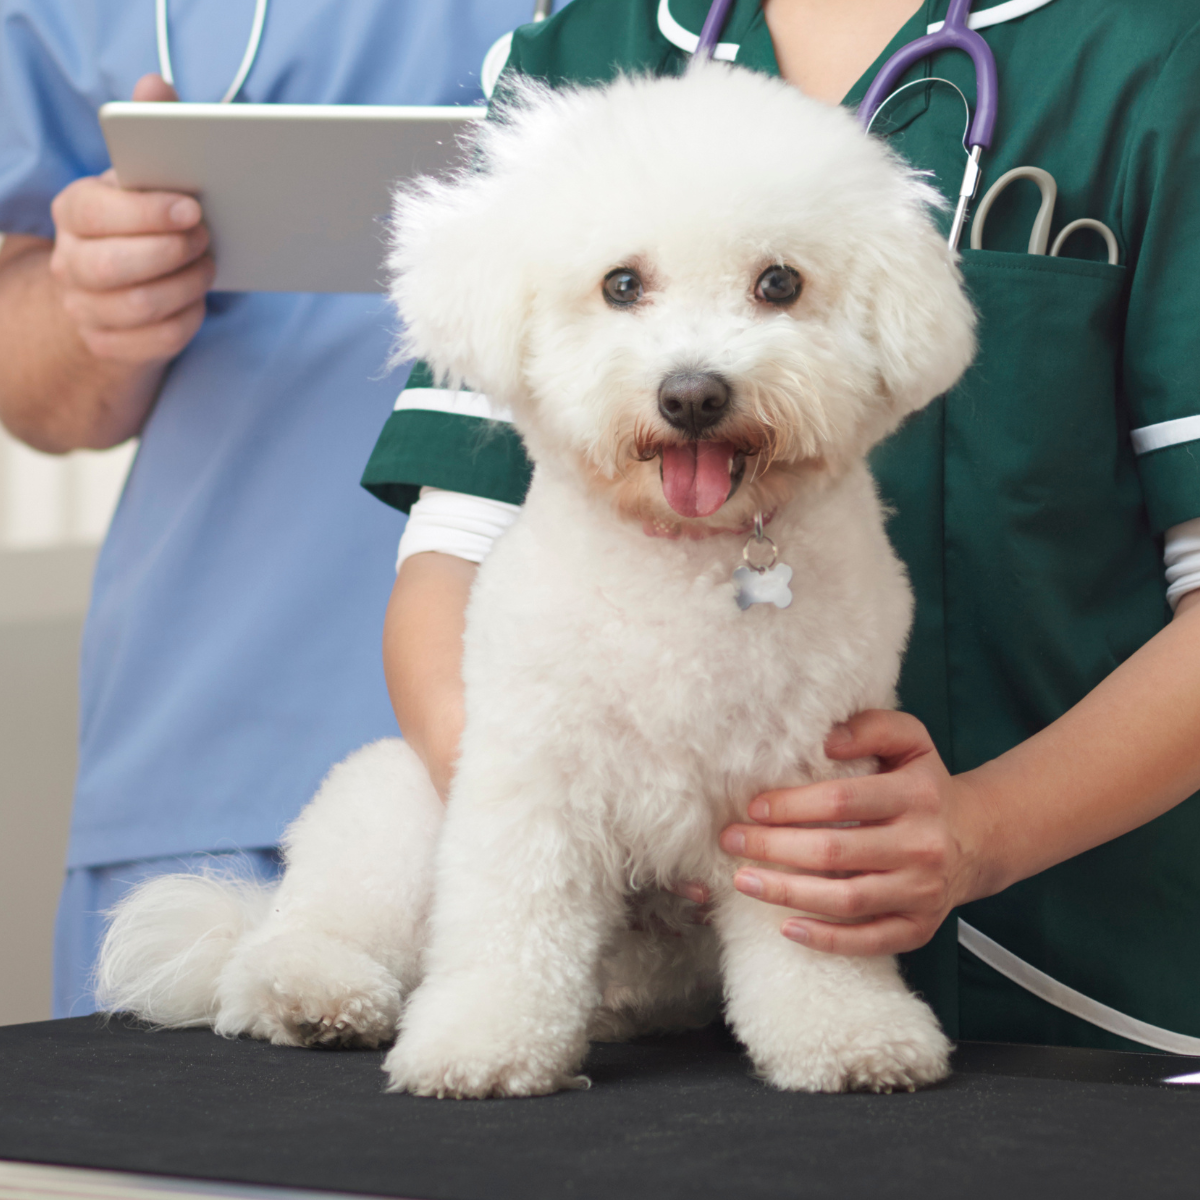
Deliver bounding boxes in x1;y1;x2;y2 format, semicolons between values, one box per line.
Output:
0;1;120;235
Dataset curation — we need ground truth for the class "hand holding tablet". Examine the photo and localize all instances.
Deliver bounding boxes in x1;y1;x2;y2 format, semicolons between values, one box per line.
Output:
51;73;214;365
100;99;483;293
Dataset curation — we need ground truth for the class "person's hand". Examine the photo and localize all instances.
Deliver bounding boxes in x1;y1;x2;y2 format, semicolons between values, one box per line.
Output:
718;710;995;956
48;73;214;365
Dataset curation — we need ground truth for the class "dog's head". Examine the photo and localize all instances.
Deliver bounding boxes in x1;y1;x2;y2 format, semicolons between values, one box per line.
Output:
390;65;975;532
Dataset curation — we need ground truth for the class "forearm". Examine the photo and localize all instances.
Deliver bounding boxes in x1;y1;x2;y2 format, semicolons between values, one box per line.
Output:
0;235;164;452
964;590;1200;898
383;551;477;801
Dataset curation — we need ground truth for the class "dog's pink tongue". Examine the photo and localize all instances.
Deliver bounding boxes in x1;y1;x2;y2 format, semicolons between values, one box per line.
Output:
661;442;735;518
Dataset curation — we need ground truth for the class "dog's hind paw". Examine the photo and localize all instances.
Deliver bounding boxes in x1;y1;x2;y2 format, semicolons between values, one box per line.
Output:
215;932;402;1050
288;988;401;1050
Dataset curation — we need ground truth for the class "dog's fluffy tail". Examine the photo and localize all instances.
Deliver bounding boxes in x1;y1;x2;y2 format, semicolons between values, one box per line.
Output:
95;870;275;1028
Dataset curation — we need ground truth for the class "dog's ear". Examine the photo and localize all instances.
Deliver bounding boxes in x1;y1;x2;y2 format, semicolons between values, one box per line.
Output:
864;179;977;421
387;168;534;403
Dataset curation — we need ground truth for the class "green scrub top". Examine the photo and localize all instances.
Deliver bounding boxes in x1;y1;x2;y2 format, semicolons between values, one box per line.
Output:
363;0;1200;1051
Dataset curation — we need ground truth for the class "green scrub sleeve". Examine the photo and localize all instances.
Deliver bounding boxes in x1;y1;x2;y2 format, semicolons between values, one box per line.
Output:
360;362;533;514
1121;21;1200;534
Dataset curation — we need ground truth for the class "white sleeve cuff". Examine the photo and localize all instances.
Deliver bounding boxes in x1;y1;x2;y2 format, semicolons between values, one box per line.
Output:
1164;516;1200;610
396;487;521;572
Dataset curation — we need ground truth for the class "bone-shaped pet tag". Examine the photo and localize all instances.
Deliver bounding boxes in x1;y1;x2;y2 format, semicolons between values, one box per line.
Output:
733;563;793;610
733;513;793;611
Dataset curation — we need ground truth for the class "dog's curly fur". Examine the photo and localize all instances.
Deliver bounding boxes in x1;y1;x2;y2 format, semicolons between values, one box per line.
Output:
97;64;976;1095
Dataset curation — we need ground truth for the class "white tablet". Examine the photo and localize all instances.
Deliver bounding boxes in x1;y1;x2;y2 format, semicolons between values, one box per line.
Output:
99;102;485;293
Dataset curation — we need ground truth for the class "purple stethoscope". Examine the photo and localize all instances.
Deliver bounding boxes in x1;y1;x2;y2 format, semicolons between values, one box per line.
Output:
697;0;998;249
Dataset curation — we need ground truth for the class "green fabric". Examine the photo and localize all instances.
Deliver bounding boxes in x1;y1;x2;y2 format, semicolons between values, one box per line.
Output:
361;363;532;512
360;410;531;512
1140;441;1200;534
361;0;1200;1047
851;0;1200;1043
357;410;532;513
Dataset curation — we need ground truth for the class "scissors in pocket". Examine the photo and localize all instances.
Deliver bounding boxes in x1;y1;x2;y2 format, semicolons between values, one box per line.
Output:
969;165;1120;264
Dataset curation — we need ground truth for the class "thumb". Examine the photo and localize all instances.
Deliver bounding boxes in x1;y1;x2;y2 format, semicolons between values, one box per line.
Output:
824;708;934;769
132;73;179;102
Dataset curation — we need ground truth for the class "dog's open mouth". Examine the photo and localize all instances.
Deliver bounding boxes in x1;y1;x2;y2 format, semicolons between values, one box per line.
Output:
659;442;747;518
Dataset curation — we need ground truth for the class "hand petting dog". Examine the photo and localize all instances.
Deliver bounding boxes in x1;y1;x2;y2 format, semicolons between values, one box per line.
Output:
722;710;988;956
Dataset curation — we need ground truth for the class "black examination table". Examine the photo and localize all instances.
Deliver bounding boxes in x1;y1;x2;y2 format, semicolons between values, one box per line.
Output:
3;1016;1200;1199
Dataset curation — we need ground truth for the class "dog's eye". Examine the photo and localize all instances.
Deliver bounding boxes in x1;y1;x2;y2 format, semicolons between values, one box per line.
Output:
603;269;644;308
754;265;801;306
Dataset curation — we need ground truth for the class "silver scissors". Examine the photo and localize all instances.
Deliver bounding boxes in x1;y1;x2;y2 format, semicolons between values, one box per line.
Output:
970;166;1120;264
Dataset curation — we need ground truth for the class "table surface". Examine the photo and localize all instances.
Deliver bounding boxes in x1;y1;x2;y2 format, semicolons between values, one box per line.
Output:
3;1017;1200;1200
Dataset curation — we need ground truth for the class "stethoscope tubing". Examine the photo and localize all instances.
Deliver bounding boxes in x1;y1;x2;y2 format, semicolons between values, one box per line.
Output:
697;0;737;58
155;0;556;104
857;0;998;150
697;0;996;249
155;0;269;104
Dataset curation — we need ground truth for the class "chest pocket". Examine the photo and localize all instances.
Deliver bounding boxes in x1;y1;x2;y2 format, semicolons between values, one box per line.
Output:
872;249;1166;775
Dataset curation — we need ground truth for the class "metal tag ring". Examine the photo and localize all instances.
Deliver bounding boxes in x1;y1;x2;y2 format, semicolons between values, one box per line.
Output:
743;533;778;574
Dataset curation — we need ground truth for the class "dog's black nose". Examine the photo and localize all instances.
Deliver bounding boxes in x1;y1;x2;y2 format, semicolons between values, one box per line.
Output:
657;371;731;435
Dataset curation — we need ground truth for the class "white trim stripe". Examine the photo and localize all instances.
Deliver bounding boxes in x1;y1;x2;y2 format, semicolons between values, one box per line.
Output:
481;30;514;100
958;919;1200;1056
928;0;1058;34
658;0;1059;66
657;0;739;61
393;388;513;422
1131;415;1200;456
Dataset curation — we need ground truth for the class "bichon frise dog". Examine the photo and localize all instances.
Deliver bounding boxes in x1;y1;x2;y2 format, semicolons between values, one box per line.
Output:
98;63;976;1096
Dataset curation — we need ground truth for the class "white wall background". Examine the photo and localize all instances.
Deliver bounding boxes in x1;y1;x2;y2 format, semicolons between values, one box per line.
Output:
0;425;136;552
0;422;135;1026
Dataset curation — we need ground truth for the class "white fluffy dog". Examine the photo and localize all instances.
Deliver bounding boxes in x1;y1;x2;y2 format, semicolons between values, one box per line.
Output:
98;64;976;1096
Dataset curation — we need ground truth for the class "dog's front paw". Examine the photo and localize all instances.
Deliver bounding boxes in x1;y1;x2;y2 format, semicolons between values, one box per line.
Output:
752;992;951;1093
384;1033;588;1099
384;980;589;1098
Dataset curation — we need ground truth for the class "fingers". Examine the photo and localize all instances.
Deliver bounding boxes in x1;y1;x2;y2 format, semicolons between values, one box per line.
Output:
717;710;959;957
52;173;202;241
667;881;710;906
131;72;179;103
745;767;940;829
722;816;946;875
57;249;214;363
748;777;901;827
52;224;211;294
64;254;213;334
779;914;934;957
75;294;208;364
732;864;946;924
823;708;935;766
48;166;212;364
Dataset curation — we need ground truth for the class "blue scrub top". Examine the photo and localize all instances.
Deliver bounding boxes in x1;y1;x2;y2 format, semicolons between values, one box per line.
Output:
0;0;543;868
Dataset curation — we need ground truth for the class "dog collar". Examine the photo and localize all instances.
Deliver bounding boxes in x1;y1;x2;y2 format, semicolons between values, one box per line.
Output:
641;507;776;542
